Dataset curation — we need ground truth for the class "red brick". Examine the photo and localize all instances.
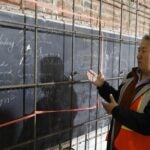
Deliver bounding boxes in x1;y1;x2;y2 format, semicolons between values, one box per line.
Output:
75;0;81;5
0;0;21;5
0;0;149;36
23;0;35;10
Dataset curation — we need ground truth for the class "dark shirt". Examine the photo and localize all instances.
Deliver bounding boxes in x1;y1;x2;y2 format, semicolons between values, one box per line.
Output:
97;68;150;135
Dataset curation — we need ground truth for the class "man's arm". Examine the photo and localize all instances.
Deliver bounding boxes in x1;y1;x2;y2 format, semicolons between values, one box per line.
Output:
102;94;150;135
97;81;121;102
112;105;150;135
87;70;121;102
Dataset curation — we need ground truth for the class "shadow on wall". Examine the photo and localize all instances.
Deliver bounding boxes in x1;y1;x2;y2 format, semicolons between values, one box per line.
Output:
0;110;17;149
18;56;77;150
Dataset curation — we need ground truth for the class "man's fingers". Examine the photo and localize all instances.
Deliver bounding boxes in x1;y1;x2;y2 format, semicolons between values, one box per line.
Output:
88;70;97;76
109;94;118;107
109;94;116;103
101;101;111;114
87;71;96;82
87;71;93;81
87;70;103;79
101;101;107;108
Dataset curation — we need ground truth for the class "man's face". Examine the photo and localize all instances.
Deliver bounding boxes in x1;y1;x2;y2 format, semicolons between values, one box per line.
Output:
137;39;150;74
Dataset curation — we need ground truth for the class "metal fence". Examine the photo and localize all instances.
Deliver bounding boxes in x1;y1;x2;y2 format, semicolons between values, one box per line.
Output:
0;0;149;150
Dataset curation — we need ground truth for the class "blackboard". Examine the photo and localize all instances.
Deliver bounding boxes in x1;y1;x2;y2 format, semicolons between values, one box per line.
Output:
0;10;137;149
103;32;136;78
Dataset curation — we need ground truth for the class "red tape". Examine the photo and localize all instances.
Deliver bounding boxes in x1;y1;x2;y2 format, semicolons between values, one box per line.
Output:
36;105;97;115
0;113;35;128
0;101;100;128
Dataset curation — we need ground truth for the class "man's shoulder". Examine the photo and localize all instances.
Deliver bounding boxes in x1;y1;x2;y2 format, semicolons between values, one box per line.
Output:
126;67;139;79
126;72;133;79
121;68;137;84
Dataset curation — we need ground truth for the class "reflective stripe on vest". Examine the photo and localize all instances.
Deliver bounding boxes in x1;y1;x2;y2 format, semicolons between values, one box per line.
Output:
114;94;150;150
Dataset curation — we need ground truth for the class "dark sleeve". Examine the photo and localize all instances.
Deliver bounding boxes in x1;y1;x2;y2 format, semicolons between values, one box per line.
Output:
112;105;150;135
97;81;122;102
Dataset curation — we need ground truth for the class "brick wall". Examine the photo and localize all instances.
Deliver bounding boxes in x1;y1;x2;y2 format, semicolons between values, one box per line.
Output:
0;0;149;37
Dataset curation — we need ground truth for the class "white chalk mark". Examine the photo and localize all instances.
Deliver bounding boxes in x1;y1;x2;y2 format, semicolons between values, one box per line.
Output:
19;57;24;65
26;44;31;51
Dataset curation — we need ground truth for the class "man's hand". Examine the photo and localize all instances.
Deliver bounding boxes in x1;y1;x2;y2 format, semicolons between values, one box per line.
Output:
87;70;105;87
102;94;118;114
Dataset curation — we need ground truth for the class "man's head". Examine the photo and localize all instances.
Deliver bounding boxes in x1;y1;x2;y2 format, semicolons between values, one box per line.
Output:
137;34;150;76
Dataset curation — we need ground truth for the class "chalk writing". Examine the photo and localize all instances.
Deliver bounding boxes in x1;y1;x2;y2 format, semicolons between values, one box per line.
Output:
0;34;14;52
0;93;16;107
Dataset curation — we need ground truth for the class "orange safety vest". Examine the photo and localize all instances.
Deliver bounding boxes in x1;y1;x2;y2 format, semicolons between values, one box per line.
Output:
114;95;150;150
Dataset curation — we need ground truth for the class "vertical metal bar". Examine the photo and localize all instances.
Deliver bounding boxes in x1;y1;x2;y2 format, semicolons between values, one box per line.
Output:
134;0;138;66
98;0;102;82
62;1;65;96
85;131;88;150
128;40;131;71
149;23;150;35
95;0;102;150
113;0;115;32
77;136;79;150
21;0;24;13
33;1;38;150
22;15;27;149
144;3;147;35
90;0;94;146
111;0;115;88
109;1;124;150
143;7;145;34
70;0;75;148
128;3;131;72
118;0;123;85
90;0;93;70
100;124;102;150
86;0;93;149
23;15;26;116
61;16;65;146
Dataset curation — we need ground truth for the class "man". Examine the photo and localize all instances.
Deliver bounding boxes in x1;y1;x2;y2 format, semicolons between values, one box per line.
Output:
87;35;150;150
